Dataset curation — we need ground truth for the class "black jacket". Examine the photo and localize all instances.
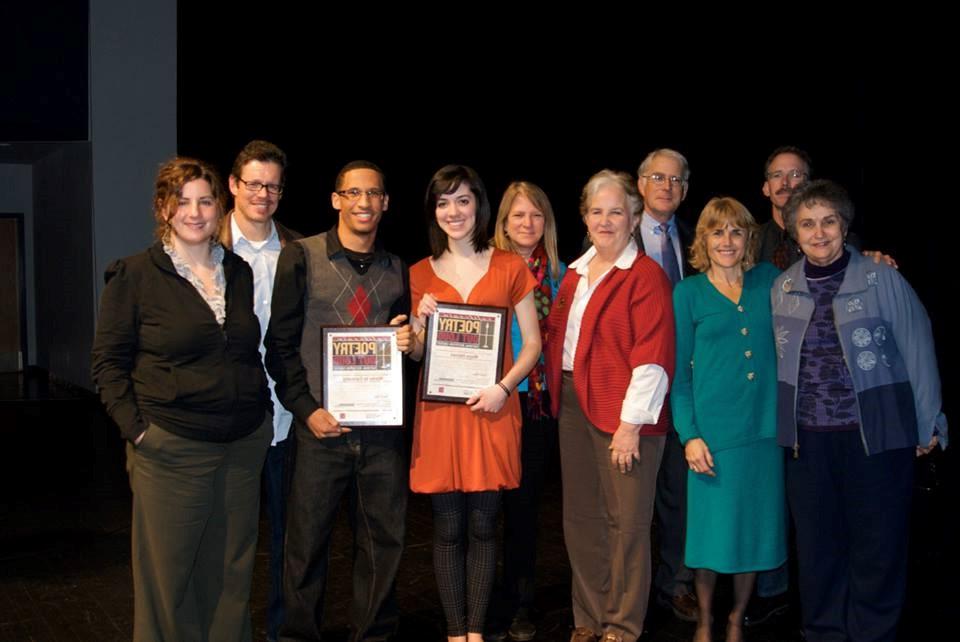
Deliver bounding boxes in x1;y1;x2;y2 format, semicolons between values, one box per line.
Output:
91;243;269;443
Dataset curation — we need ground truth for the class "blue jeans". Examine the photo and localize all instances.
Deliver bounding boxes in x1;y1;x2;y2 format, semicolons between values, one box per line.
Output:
280;424;407;642
263;437;290;640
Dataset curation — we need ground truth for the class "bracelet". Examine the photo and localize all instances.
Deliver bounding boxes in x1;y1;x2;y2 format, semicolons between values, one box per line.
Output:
496;381;511;397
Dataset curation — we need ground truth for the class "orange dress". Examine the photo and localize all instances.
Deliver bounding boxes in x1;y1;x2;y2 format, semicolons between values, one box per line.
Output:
409;249;537;493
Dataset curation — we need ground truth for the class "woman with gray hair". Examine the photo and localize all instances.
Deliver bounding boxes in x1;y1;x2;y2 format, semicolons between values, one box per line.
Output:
772;179;946;642
545;170;675;642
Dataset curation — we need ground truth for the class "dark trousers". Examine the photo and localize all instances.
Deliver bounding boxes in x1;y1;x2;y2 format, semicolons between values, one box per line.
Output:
128;417;272;642
501;396;557;612
653;428;693;597
756;562;789;597
280;424;407;642
264;437;291;640
786;430;913;642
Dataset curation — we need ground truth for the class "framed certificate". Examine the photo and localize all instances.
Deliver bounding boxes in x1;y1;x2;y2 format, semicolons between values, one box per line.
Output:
322;326;403;426
421;302;507;403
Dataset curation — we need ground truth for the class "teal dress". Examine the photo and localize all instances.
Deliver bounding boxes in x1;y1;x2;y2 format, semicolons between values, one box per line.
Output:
670;262;786;573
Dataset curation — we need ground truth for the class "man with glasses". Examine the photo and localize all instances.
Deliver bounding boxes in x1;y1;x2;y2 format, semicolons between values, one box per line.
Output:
634;149;700;623
222;139;301;642
757;146;817;269
265;161;413;642
751;148;890;629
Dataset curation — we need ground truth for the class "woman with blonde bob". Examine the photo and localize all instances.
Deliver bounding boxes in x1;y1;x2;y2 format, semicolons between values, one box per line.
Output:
671;197;786;642
489;181;566;640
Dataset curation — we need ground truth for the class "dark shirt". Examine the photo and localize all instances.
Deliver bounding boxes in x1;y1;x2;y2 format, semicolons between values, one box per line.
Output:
91;243;269;442
758;219;862;270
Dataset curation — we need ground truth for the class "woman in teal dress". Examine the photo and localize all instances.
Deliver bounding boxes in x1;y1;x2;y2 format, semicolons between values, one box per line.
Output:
670;197;786;642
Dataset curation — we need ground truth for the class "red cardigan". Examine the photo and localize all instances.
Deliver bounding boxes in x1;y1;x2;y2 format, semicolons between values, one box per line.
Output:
546;251;675;435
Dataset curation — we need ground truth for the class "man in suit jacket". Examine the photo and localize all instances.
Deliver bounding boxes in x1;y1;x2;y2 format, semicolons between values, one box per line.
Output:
634;149;699;623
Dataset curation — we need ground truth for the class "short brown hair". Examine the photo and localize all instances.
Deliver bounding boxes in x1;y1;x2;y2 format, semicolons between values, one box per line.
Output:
782;179;855;241
153;157;228;242
764;146;812;177
230;140;287;182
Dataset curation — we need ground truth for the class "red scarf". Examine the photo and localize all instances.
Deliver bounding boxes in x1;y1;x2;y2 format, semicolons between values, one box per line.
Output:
524;243;554;419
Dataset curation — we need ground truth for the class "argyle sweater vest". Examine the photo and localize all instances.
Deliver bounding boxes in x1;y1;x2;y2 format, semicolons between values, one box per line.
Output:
298;233;405;406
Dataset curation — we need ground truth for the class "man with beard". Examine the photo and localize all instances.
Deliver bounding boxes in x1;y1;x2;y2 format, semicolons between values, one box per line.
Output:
758;146;816;269
757;146;867;270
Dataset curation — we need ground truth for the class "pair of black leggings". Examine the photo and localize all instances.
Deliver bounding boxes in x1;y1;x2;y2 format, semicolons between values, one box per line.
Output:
431;490;501;636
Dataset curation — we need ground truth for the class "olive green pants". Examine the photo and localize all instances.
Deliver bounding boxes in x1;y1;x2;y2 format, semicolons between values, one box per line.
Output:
126;417;271;642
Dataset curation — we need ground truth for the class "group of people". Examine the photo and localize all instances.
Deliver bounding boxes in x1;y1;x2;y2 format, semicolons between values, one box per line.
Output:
90;142;946;642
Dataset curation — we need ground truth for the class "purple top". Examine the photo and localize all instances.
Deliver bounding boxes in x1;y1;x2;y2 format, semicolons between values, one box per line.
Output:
797;251;859;432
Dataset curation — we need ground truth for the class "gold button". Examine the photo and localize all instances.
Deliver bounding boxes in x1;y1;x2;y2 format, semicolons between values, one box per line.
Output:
741;327;749;336
737;305;744;312
747;372;756;380
745;350;753;359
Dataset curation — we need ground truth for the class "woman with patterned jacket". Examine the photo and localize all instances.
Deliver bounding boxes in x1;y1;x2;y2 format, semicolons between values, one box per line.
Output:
771;179;946;642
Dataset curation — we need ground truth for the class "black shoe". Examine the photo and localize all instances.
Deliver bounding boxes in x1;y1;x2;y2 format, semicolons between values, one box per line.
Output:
508;607;537;641
743;594;789;628
484;629;508;641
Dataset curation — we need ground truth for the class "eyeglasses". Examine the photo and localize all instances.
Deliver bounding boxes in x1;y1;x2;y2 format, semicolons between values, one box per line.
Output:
766;169;807;182
237;177;284;195
641;173;686;187
336;188;386;201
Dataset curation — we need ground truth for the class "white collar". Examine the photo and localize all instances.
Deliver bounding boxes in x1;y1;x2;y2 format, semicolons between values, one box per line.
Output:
570;239;639;274
231;213;278;249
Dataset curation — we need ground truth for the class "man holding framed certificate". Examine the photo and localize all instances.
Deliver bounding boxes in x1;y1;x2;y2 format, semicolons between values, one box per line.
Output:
265;161;412;642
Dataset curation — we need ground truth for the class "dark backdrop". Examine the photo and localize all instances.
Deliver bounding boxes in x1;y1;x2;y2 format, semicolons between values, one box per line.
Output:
177;11;951;436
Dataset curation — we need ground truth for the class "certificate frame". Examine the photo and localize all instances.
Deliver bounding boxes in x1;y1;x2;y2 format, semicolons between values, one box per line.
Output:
322;325;404;426
421;302;507;403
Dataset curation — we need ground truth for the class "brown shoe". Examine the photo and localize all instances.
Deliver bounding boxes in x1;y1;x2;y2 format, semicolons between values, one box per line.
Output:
664;592;699;622
570;626;599;642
